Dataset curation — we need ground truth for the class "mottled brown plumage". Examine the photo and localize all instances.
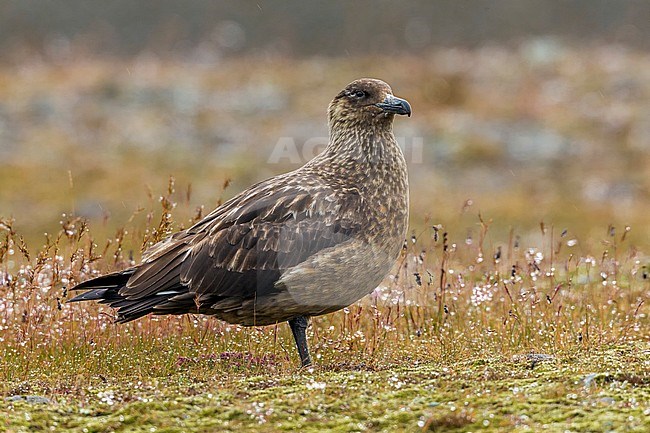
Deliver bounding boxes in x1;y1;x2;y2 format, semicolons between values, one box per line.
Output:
69;78;411;366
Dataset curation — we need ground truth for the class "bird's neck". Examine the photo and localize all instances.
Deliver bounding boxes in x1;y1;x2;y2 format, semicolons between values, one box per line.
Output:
325;121;401;169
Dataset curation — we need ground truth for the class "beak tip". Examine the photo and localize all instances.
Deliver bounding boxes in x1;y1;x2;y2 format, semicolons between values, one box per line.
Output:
375;95;412;117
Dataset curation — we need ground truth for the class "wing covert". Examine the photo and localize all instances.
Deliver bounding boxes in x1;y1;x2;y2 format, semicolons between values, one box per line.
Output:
179;183;362;305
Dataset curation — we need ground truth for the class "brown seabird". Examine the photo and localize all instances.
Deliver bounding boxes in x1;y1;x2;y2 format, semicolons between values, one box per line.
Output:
69;78;411;366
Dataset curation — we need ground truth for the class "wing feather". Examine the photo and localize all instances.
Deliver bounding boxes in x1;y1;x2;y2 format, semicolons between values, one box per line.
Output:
112;176;362;315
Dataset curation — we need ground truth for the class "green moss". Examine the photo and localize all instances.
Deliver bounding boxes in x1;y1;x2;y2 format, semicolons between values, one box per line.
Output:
2;343;648;432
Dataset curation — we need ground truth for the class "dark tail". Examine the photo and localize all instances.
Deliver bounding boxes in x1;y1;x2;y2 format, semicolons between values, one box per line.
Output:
68;270;157;323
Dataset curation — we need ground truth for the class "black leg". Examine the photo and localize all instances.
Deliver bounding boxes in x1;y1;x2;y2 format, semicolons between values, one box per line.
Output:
288;316;312;367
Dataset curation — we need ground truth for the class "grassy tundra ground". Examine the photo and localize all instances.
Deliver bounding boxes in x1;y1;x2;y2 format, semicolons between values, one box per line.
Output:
1;186;648;432
1;46;650;431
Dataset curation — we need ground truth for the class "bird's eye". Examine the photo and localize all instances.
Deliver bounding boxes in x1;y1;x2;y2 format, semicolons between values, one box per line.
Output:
353;90;367;98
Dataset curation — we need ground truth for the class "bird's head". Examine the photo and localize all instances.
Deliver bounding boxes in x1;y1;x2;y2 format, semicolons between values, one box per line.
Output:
328;78;411;131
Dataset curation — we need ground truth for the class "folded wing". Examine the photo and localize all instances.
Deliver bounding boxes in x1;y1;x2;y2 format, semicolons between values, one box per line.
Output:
70;176;363;323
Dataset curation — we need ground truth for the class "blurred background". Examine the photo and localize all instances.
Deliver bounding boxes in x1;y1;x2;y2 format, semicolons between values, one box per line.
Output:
1;0;649;252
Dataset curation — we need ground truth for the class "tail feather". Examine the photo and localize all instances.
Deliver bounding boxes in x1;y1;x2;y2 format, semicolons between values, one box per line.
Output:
68;269;189;322
68;270;133;303
68;288;114;302
69;270;134;291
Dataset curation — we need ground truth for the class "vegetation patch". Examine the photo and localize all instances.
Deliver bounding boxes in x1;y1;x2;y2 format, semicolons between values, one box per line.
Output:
1;183;648;431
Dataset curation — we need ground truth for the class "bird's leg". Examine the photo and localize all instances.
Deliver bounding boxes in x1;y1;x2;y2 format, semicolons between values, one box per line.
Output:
288;316;312;367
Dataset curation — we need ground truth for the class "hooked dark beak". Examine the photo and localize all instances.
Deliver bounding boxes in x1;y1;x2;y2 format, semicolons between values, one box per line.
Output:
375;95;411;117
